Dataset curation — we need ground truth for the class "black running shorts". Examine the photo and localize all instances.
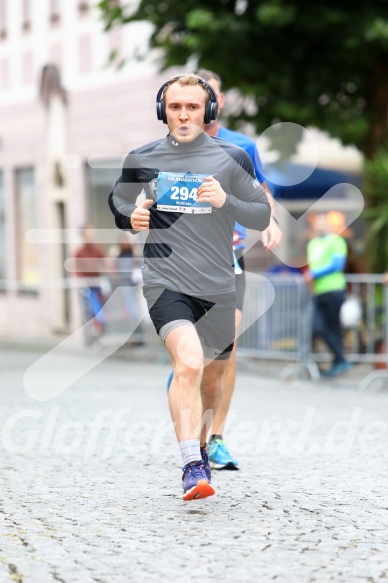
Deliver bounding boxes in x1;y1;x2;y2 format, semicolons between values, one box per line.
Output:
145;288;236;360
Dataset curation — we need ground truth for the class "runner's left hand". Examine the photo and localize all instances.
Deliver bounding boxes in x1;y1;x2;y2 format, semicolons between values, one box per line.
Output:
261;218;282;251
197;176;226;208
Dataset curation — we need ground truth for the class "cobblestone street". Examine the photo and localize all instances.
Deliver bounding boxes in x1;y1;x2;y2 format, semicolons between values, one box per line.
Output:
0;344;388;582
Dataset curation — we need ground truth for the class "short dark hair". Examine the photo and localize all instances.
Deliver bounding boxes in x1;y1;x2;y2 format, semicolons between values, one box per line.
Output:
196;69;222;91
163;74;211;101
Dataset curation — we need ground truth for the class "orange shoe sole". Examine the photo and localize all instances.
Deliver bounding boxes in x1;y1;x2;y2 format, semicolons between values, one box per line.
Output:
182;479;216;501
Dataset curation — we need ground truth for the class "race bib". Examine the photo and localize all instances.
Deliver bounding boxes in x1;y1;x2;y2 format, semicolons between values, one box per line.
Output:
156;172;212;214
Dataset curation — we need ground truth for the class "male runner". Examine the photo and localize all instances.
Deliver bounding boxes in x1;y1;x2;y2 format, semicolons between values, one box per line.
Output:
168;69;283;470
109;74;270;500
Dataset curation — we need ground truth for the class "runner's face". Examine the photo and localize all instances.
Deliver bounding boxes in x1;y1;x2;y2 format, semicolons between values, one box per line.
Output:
164;83;207;143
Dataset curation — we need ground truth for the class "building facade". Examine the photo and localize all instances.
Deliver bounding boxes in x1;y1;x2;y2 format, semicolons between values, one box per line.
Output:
0;0;167;338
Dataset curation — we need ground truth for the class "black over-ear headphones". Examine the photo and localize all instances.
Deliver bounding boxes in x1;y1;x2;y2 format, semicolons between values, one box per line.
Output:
156;75;219;125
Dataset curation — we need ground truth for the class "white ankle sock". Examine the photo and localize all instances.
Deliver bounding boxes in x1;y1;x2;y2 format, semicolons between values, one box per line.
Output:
179;439;201;467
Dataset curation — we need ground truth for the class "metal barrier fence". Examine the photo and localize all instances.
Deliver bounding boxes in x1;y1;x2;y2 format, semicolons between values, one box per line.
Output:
75;272;388;389
238;274;320;380
340;274;388;389
238;273;388;389
76;275;156;348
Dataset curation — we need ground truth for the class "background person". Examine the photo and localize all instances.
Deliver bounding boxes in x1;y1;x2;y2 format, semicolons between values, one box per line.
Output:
196;68;282;470
75;223;107;336
304;212;353;378
114;233;141;324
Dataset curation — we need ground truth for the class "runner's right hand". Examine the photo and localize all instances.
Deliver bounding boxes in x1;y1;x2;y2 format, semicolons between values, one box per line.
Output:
130;199;153;231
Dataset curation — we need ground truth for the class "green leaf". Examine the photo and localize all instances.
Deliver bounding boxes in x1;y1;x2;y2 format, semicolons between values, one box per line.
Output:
186;9;214;29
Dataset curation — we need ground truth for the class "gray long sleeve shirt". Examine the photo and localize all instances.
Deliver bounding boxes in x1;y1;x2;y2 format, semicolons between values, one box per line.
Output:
109;132;270;299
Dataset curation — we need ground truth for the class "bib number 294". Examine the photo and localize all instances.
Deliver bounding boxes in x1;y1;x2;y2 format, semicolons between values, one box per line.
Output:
170;186;198;201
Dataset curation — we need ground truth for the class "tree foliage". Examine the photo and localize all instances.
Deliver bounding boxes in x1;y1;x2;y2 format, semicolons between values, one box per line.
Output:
98;0;388;157
362;144;388;272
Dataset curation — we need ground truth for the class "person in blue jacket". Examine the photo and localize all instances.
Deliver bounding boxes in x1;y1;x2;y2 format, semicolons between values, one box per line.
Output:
197;69;282;470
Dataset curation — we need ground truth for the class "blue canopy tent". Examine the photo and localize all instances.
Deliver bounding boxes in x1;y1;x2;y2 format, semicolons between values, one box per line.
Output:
263;162;362;199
